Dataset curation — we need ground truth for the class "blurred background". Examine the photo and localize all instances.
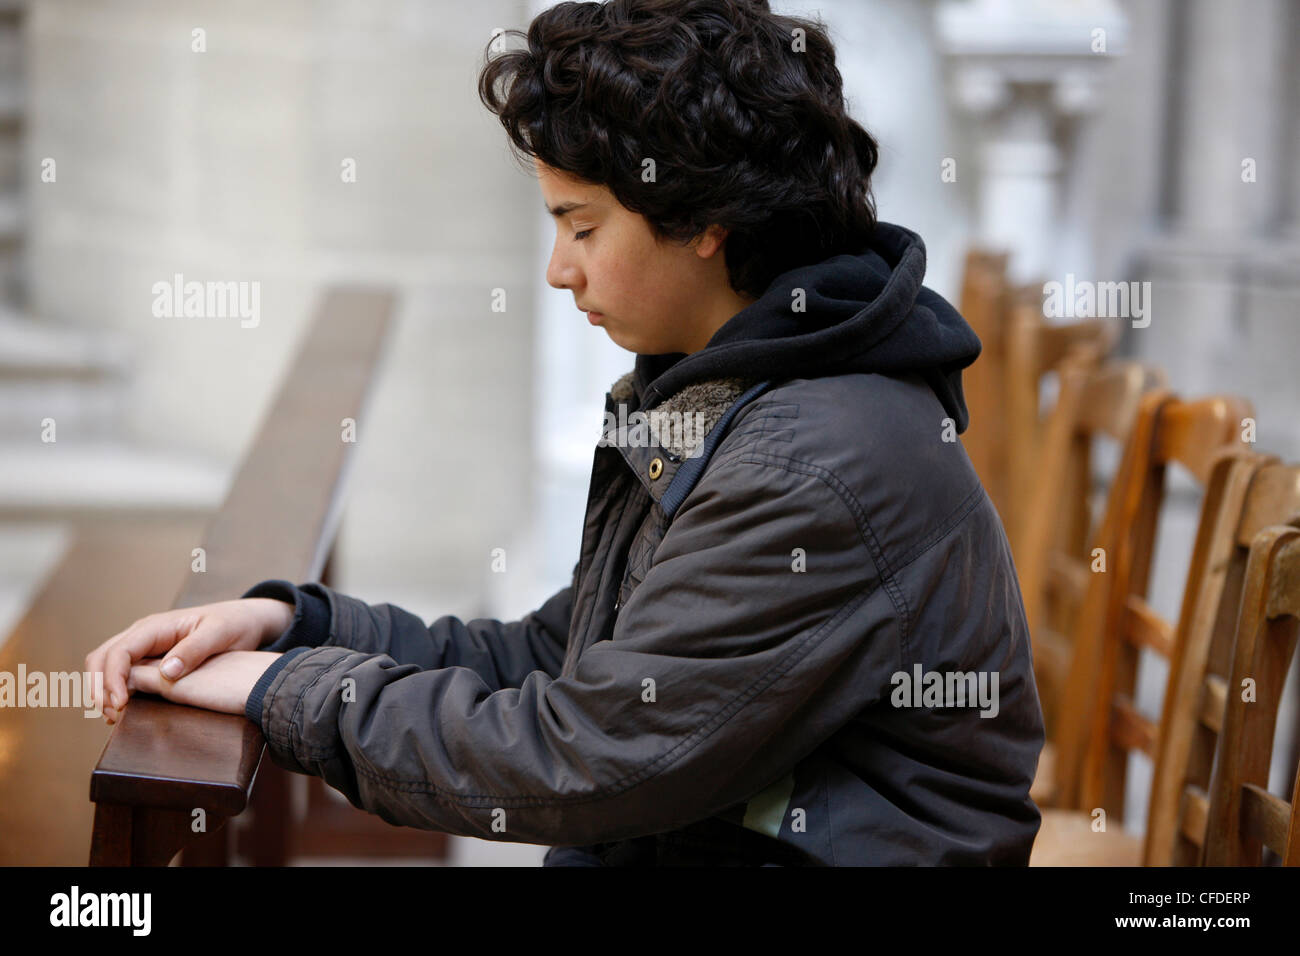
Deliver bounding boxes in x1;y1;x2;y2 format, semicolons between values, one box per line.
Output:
0;0;1297;865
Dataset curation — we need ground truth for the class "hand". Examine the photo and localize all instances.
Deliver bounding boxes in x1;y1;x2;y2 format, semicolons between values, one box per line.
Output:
85;599;295;722
124;651;285;721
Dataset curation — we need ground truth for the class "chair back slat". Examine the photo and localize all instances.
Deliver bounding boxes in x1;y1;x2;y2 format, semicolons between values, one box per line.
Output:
1109;696;1158;756
1155;397;1255;486
1076;362;1164;442
1125;595;1175;656
1237;464;1300;546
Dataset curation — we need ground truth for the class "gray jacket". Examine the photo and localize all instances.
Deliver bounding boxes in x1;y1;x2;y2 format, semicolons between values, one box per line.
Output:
242;222;1045;865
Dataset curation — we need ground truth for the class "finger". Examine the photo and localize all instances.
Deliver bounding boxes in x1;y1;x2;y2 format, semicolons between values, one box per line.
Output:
157;623;232;683
85;628;135;707
127;661;164;697
102;613;199;708
87;617;162;709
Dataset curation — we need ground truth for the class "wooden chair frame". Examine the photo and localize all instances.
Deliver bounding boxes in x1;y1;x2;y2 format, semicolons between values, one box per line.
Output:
1046;390;1253;814
1019;352;1166;740
1146;455;1300;864
1203;523;1300;865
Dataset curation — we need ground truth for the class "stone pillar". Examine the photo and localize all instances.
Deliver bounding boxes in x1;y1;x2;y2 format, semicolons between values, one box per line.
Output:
936;0;1128;284
1281;0;1300;238
1137;0;1296;448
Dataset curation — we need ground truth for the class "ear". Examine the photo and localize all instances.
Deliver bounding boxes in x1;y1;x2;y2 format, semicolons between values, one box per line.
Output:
692;224;729;259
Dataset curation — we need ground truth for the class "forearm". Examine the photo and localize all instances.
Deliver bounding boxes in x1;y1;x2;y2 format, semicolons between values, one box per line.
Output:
240;578;572;690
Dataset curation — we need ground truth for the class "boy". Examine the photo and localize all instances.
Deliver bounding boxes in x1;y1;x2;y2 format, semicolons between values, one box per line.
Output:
87;0;1044;865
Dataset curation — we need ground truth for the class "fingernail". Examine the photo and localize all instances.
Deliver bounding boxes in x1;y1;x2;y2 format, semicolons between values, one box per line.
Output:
161;658;183;679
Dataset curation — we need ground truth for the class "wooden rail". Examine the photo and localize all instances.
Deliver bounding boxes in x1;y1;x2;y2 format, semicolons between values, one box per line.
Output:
87;287;395;866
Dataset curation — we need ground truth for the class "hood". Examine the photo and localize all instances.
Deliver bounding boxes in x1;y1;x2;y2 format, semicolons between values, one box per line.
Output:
616;221;982;433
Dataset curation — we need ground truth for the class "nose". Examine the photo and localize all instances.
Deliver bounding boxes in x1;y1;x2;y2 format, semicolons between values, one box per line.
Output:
546;234;581;292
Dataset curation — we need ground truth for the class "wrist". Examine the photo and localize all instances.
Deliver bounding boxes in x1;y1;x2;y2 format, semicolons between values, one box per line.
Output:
247;598;295;645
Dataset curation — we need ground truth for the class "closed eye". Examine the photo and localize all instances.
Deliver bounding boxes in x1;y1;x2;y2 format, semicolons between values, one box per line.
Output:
573;229;593;241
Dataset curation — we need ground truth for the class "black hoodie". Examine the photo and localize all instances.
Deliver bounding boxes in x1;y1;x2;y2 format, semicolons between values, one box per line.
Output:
629;221;982;432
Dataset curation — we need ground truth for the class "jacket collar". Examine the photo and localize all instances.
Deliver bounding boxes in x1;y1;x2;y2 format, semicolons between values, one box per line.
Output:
604;369;760;502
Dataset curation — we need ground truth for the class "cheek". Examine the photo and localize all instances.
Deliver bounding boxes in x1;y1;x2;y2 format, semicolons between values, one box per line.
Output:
609;250;687;306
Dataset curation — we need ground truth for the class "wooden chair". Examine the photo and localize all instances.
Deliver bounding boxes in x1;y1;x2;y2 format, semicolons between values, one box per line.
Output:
1196;515;1300;868
1076;393;1256;816
1034;491;1300;867
960;248;1013;514
1029;393;1255;865
958;248;1118;551
1003;287;1120;555
1018;352;1166;749
1150;457;1300;865
1202;522;1300;865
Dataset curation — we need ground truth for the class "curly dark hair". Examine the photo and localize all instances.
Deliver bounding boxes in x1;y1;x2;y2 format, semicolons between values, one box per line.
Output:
477;0;880;300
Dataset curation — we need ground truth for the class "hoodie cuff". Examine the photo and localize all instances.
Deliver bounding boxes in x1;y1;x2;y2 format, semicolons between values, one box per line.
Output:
245;645;314;726
240;578;331;652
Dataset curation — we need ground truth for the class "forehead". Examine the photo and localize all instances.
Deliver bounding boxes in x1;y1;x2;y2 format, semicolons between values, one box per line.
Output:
535;159;607;203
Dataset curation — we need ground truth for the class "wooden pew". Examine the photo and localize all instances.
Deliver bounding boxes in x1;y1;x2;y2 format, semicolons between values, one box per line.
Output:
85;287;414;866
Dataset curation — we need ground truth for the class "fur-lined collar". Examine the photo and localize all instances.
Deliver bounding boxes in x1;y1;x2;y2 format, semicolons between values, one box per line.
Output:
607;369;759;460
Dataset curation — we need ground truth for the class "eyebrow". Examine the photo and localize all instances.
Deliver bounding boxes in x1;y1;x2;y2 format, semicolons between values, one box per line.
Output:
545;201;589;218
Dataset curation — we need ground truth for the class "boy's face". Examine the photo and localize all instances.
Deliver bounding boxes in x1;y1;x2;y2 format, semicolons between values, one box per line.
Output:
535;159;750;355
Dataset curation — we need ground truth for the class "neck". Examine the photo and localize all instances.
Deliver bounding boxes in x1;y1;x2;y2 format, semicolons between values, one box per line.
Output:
681;288;757;354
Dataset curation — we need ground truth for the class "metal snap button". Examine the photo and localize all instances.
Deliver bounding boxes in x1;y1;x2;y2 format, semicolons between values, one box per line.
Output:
648;457;663;480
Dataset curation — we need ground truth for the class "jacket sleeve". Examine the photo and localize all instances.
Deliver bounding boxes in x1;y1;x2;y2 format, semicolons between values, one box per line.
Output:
249;452;899;846
240;576;572;692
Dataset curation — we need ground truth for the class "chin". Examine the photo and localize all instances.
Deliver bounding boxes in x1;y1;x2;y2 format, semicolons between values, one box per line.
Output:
602;328;643;354
604;327;675;355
